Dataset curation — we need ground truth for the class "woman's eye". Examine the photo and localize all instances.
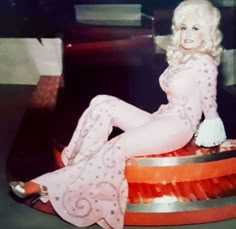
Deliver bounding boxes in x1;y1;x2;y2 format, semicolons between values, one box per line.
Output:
193;26;199;31
180;26;186;31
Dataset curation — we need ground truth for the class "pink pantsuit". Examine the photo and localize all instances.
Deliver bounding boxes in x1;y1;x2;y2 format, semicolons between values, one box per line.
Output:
33;54;226;228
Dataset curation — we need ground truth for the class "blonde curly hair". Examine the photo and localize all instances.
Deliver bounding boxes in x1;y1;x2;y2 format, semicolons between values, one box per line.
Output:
166;0;223;65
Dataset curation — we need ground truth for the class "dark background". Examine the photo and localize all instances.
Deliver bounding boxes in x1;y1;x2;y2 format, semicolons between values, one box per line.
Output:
0;0;234;41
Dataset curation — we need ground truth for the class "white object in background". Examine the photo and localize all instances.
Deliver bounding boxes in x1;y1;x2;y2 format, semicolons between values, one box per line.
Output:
0;38;38;85
212;0;236;7
25;38;62;77
154;35;171;53
75;4;142;26
0;38;62;85
222;49;236;86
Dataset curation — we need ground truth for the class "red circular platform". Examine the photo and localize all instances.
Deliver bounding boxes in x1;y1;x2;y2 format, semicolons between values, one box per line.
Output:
20;140;236;226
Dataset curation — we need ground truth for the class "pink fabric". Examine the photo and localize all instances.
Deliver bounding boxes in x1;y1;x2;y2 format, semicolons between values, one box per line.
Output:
33;54;221;228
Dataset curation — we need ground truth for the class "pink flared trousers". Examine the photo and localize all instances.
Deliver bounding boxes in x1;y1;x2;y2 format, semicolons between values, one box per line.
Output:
34;95;193;228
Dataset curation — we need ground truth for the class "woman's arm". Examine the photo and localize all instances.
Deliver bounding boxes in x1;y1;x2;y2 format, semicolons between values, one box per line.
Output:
194;56;226;147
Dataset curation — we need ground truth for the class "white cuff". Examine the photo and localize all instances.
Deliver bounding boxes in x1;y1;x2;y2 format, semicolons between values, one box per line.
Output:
195;117;227;147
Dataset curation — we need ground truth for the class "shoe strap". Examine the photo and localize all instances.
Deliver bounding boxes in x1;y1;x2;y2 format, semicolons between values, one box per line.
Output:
14;181;26;195
39;185;48;195
19;181;25;187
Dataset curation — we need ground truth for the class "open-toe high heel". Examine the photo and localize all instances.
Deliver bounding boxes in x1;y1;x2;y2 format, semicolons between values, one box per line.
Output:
9;181;47;199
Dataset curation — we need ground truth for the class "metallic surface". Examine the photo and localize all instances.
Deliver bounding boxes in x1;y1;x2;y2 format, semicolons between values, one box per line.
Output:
127;196;236;212
134;149;236;166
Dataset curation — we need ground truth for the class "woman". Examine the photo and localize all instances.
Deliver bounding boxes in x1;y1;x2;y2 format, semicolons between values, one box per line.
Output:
10;0;231;228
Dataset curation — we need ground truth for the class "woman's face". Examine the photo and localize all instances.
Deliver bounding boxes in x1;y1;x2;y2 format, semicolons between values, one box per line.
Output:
179;14;205;51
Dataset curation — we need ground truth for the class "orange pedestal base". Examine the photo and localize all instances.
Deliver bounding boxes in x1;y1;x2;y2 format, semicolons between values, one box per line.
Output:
25;140;236;226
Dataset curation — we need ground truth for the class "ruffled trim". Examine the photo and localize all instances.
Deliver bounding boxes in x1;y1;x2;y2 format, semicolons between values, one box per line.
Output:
195;117;226;147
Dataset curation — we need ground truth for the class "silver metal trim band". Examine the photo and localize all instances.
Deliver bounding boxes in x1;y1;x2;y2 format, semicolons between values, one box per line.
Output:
127;196;236;212
134;149;236;166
